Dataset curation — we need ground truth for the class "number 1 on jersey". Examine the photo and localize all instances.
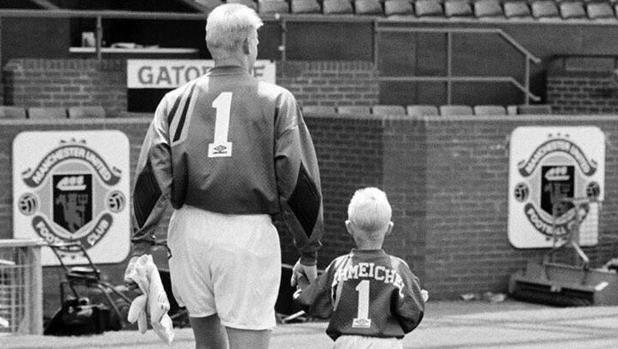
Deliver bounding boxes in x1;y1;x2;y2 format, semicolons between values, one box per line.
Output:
208;92;233;158
352;280;372;328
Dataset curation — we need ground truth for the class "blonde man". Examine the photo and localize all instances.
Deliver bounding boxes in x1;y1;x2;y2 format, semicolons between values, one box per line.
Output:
296;187;425;349
127;4;323;349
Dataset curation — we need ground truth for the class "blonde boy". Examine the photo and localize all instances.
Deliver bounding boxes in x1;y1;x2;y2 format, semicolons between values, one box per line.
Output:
296;187;426;349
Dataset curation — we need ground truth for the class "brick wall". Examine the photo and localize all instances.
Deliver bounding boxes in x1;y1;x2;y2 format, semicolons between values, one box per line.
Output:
3;114;618;315
422;115;618;297
2;59;378;113
276;61;379;107
547;57;618;114
2;59;127;116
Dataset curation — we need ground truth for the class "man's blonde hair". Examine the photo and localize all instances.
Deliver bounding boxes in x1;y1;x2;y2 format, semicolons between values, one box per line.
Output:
205;4;263;52
347;187;392;239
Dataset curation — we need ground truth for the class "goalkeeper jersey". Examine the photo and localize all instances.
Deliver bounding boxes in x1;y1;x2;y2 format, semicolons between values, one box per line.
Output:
131;65;323;263
296;249;424;340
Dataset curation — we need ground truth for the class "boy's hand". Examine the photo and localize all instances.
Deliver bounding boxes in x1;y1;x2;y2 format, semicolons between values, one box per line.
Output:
296;274;310;290
292;274;310;300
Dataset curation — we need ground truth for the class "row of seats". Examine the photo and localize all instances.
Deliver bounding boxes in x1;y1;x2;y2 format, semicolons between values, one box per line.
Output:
233;0;618;21
0;104;551;119
0;106;106;119
302;104;553;115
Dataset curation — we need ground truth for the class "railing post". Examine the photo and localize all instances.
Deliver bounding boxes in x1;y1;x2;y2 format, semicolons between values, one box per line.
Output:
279;16;287;63
95;15;102;60
446;31;453;105
524;57;530;105
373;20;379;72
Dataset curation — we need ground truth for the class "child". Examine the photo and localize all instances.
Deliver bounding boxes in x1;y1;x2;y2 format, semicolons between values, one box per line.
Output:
295;187;426;349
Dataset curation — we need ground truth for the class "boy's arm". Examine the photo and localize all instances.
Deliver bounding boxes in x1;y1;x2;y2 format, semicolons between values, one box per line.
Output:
393;261;425;333
294;264;334;319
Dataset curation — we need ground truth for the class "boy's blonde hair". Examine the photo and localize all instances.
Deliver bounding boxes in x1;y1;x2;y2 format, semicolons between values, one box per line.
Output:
347;187;392;240
205;4;263;53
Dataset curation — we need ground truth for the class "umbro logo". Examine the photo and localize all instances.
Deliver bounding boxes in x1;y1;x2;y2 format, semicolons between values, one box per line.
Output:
213;145;228;154
208;142;232;158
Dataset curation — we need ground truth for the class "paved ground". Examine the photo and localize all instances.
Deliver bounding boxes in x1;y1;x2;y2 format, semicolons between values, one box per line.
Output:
2;300;618;349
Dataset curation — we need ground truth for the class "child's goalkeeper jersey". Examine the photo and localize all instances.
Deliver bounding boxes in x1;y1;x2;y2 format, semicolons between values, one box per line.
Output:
296;249;425;340
131;65;323;262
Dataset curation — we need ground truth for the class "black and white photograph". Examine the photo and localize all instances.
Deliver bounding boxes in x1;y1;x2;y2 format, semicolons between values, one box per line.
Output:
0;0;617;348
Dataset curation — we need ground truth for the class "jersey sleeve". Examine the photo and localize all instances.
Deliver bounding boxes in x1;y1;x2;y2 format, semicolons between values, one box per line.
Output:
131;95;174;256
392;259;425;333
274;90;324;265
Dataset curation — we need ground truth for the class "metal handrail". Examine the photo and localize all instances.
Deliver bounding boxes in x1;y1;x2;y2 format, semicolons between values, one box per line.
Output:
376;26;542;104
378;27;540;64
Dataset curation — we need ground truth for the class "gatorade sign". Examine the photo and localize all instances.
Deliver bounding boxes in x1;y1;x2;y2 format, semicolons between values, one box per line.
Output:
13;131;131;265
127;59;276;88
508;126;605;249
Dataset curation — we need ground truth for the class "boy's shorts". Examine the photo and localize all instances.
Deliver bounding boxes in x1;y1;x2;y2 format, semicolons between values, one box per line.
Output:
167;205;281;330
334;335;403;349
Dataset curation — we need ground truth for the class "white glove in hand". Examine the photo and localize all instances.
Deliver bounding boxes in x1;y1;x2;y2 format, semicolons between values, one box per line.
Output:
125;254;174;345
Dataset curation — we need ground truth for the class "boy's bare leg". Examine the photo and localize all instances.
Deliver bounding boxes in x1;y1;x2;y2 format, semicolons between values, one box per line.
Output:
226;327;271;349
190;315;229;349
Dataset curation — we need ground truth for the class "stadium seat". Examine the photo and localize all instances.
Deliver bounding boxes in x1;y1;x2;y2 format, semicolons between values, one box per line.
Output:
371;104;406;115
0;106;27;119
337;105;371;115
384;0;414;16
531;0;560;19
444;0;473;17
27;107;67;119
517;104;552;114
586;2;615;20
504;1;532;19
414;0;444;17
323;0;354;14
302;105;337;114
227;0;258;10
291;0;321;13
258;0;290;14
406;105;439;116
68;106;106;119
474;0;504;18
355;0;383;15
473;105;506;116
559;1;586;19
439;105;473;116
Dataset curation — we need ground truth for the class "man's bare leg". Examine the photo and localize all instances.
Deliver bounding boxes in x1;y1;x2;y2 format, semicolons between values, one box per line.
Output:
226;327;271;349
190;314;229;349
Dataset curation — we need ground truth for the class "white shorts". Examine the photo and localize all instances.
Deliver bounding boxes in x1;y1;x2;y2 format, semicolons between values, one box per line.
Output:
334;335;403;349
167;205;281;330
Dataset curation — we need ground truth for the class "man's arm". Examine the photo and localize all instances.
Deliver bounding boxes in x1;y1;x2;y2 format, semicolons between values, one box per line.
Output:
274;90;324;276
131;97;173;257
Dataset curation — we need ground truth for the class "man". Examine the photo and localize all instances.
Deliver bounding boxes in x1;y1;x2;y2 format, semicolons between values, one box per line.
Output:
126;4;323;349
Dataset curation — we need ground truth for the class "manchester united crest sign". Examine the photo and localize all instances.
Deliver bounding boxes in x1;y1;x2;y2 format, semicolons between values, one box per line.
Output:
13;131;130;265
508;127;605;249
